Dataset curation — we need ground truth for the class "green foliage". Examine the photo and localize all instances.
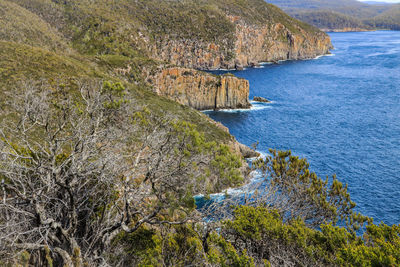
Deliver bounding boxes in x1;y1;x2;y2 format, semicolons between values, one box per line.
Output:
130;0;236;44
253;149;369;231
211;144;244;192
111;225;206;266
170;120;244;194
223;206;400;266
110;206;399;266
101;81;128;109
268;0;392;19
20;251;30;267
207;232;255;267
111;227;160;265
158;225;205;266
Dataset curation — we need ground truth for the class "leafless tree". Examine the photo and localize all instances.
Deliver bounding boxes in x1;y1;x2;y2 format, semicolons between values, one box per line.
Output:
0;80;244;266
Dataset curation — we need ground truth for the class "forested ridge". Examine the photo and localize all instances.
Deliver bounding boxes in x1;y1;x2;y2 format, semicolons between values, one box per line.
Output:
292;10;373;31
267;0;400;31
0;0;399;266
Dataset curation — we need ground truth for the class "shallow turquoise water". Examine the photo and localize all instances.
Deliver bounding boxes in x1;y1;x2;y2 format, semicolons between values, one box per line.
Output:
206;31;400;225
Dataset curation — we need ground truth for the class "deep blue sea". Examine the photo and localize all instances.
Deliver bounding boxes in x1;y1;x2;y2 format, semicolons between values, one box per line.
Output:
206;31;400;225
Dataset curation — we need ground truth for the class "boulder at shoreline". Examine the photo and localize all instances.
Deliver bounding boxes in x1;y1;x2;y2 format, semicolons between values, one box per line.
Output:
253;96;271;103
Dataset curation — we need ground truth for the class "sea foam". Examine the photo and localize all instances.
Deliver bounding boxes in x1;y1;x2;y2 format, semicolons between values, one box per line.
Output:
202;101;272;113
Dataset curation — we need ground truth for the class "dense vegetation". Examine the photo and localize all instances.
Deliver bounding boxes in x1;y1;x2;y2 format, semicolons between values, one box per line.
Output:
0;0;399;266
293;11;372;31
366;4;400;30
267;0;400;31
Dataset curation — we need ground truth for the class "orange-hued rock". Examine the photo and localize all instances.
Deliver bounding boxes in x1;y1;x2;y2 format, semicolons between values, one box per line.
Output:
232;21;332;68
152;68;250;110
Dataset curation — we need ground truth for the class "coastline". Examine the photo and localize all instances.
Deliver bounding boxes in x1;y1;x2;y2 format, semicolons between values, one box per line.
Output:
201;50;332;161
208;50;334;72
200;48;336;197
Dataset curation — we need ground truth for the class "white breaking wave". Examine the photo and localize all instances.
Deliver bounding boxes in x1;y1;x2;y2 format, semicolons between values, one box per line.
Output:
195;151;270;203
313;53;335;60
217;68;237;71
200;169;265;202
259;62;274;65
249;150;270;161
218;102;272;113
202;101;272;113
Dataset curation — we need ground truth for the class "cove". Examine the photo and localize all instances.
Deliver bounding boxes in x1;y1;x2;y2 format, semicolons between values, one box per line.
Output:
204;31;400;225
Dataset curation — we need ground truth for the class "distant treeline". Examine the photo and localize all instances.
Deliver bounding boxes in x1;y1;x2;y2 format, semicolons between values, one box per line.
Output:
293;11;372;31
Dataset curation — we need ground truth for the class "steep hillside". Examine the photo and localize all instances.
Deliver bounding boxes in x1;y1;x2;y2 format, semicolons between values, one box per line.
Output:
10;0;332;70
0;41;234;145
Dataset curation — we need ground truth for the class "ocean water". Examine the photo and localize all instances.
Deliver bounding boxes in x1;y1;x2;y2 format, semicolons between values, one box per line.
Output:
205;31;400;225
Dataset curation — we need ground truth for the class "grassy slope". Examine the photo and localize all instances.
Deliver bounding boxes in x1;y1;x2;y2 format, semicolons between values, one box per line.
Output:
0;41;97;84
0;1;68;51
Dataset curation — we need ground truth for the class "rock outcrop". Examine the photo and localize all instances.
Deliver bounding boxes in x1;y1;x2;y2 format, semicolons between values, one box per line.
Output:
253;96;271;103
152;68;251;110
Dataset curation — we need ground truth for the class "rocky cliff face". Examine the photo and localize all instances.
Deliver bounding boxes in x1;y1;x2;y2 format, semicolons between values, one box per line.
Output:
151;68;250;110
232;19;332;68
150;17;332;70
